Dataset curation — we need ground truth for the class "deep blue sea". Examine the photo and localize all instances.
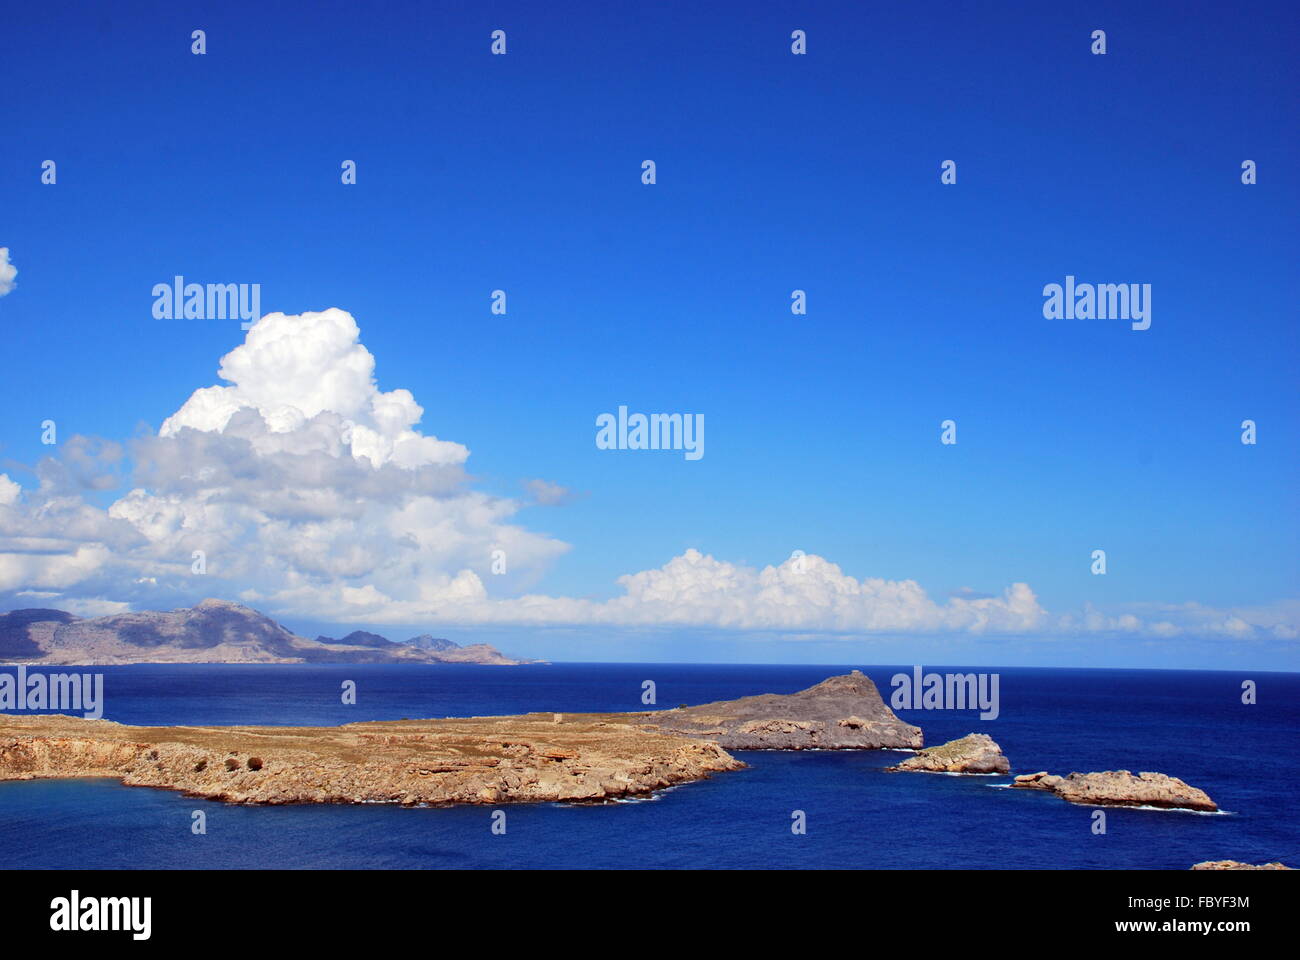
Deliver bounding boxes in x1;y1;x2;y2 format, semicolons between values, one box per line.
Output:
1;664;1296;869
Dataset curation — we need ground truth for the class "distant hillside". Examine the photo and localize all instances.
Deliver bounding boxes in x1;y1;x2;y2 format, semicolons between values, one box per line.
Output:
314;630;393;649
407;634;459;652
0;609;78;659
0;600;534;666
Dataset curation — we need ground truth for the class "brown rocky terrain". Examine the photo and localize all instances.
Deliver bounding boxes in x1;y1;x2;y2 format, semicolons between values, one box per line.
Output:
886;732;1009;774
0;671;926;805
639;670;922;750
0;600;530;665
0;711;742;805
1190;860;1292;870
1012;770;1217;812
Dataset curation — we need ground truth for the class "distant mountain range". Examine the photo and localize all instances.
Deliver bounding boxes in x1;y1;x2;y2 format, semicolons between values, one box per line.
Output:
0;599;534;666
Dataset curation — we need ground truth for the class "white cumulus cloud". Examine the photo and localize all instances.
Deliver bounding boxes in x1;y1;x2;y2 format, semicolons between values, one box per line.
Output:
0;474;20;505
161;309;468;469
0;248;16;296
0;309;567;612
476;549;1049;633
0;308;1293;644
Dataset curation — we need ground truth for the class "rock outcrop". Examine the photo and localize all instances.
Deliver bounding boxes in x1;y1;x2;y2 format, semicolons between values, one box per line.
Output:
640;670;923;750
886;733;1009;773
1012;770;1217;812
0;712;742;805
0;601;531;665
1012;772;1065;791
1191;860;1291;870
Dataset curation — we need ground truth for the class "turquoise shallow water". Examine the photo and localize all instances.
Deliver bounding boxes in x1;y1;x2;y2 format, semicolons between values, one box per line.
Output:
0;663;1295;869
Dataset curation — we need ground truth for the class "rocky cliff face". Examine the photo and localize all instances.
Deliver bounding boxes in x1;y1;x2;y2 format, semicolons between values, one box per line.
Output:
641;670;923;750
0;600;529;666
1012;770;1217;812
887;733;1009;773
0;712;742;805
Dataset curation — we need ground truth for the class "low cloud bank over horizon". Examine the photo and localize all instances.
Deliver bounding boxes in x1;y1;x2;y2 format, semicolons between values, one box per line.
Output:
0;310;1294;647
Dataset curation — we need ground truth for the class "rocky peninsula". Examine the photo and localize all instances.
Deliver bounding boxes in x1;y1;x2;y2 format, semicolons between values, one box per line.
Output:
639;670;923;750
0;711;742;805
0;671;926;805
1012;770;1217;812
886;733;1009;774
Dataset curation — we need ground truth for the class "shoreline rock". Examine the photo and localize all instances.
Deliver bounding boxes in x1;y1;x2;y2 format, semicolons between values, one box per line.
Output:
886;733;1009;774
639;670;923;750
1012;770;1217;812
1191;860;1291;870
0;712;743;806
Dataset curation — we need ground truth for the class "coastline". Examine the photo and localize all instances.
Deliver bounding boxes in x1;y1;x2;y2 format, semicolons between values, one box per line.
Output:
0;711;743;806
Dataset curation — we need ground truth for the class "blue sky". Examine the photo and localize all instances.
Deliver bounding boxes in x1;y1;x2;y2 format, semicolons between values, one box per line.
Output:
1;1;1296;668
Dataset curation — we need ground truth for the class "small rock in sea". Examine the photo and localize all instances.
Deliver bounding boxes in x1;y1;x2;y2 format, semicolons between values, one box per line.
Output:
1012;769;1217;812
885;733;1010;774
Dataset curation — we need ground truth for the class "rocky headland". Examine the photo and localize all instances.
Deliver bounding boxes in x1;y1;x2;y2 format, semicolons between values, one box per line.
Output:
0;711;742;805
1012;770;1217;812
886;733;1009;774
0;671;926;805
639;670;923;750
